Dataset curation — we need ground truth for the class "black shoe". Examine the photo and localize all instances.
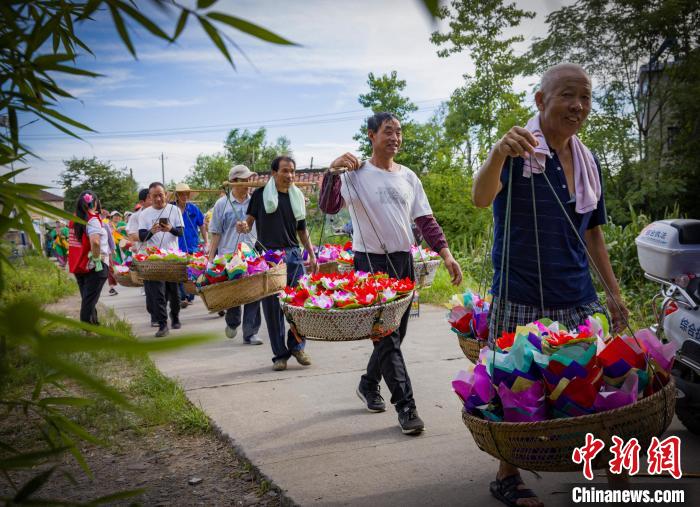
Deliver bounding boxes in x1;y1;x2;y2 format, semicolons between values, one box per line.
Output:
109;288;118;296
171;320;181;330
155;324;169;337
356;383;386;413
398;407;424;435
217;310;225;317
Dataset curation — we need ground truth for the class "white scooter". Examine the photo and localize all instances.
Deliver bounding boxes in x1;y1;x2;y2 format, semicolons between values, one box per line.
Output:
637;219;700;434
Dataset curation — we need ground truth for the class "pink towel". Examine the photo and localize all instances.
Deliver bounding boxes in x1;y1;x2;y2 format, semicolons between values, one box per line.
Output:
522;114;601;214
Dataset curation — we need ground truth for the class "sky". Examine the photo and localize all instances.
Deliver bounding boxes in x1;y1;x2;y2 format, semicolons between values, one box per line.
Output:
13;0;568;196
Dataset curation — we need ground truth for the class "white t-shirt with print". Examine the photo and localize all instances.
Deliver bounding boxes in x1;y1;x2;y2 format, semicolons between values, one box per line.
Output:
86;217;111;261
339;161;432;254
137;204;184;251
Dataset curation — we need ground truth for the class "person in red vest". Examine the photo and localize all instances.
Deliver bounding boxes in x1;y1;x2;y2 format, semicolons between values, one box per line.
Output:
68;190;110;325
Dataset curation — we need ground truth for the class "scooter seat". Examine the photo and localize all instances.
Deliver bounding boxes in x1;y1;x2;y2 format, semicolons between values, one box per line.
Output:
670;219;700;245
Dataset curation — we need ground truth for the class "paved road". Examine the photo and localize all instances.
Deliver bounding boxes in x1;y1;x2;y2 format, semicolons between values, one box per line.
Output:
105;286;699;506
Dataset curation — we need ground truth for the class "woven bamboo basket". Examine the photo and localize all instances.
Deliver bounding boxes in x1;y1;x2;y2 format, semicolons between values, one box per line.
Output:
133;260;187;282
415;259;442;288
281;293;413;341
115;271;141;288
462;377;676;472
316;261;339;274
455;331;487;364
129;269;144;286
199;262;287;313
183;280;197;295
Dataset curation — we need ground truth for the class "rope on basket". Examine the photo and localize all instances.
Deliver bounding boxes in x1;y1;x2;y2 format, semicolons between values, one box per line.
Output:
528;154;668;434
340;165;416;337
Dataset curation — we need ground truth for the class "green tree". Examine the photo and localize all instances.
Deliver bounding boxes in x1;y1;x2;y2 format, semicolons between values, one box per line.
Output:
224;128;292;172
431;0;535;173
353;71;418;160
57;157;138;213
185;152;230;209
527;0;700;220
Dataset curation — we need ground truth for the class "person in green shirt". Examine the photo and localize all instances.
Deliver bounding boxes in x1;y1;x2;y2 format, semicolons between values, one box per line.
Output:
51;220;69;268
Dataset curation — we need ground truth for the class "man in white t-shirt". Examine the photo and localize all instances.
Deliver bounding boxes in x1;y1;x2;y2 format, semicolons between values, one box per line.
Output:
321;112;462;435
138;182;185;337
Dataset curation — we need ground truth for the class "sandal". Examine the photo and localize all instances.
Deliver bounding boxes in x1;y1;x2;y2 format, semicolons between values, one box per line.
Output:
490;474;542;507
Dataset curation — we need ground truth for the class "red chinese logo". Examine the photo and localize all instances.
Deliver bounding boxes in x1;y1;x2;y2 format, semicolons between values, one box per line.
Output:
573;434;683;480
608;436;641;475
647;436;682;479
572;433;605;480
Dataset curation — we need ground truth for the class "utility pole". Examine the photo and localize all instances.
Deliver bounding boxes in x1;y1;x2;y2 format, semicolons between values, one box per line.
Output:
160;152;165;184
310;156;314;170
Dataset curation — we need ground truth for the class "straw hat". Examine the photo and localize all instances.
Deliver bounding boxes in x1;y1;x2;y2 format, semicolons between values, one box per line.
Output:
175;183;192;192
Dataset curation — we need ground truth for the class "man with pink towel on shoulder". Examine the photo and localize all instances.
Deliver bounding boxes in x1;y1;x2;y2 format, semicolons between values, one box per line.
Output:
472;63;630;507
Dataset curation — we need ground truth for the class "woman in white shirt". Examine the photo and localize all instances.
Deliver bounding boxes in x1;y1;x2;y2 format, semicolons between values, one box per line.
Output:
70;190;109;325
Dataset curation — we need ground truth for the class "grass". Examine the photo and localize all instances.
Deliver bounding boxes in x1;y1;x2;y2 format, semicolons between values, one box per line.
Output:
1;252;210;440
68;307;211;439
418;261;486;306
2;252;77;306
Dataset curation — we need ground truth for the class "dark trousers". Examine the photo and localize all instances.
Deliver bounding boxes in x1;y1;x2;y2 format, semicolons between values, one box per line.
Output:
144;280;180;326
225;301;262;339
261;247;306;362
355;251;415;413
178;283;195;303
75;269;108;324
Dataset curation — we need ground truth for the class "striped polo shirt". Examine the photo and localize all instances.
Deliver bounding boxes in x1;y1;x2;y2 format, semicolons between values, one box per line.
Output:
490;152;607;309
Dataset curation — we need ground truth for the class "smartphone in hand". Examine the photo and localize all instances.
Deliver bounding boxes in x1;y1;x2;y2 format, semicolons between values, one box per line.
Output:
159;218;169;227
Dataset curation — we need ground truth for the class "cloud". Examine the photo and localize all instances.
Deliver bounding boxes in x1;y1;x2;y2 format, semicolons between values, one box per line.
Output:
102;98;205;108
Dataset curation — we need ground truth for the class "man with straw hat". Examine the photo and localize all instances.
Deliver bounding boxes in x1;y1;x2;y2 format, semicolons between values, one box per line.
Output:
236;156;317;371
138;181;185;337
173;182;205;308
321;111;463;435
208;164;263;345
472;62;629;507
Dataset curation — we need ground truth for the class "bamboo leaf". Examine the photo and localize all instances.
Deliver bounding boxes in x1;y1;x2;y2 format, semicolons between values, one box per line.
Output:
419;0;440;17
13;467;56;502
108;3;136;57
206;12;297;45
197;0;217;9
8;107;18;153
115;0;172;41
173;9;189;39
198;16;232;65
37;106;95;132
48;64;102;78
0;448;69;470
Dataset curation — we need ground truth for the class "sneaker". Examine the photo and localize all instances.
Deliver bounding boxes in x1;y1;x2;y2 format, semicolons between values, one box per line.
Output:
155;324;169;338
356;383;386;413
225;326;238;339
109;288;118;296
180;300;190;309
244;334;263;345
398;407;424;435
273;358;287;371
291;349;311;366
171;320;181;330
151;321;159;328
